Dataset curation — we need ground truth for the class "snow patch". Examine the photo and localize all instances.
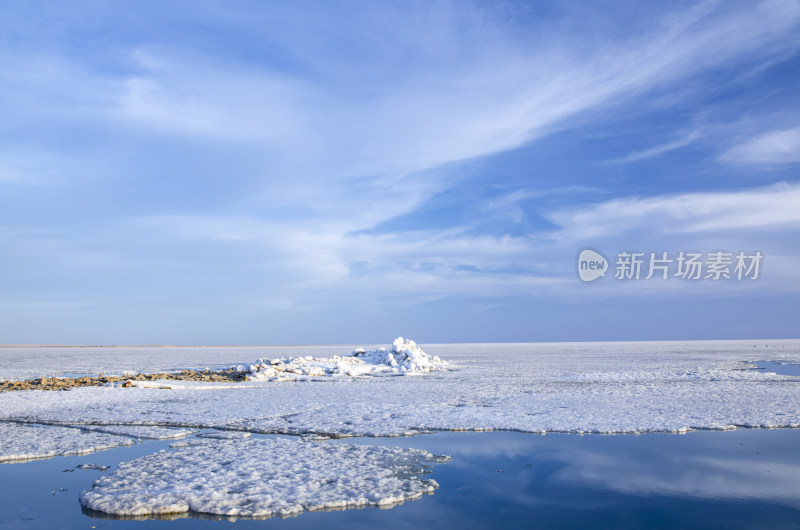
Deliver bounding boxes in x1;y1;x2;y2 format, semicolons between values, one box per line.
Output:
80;437;449;518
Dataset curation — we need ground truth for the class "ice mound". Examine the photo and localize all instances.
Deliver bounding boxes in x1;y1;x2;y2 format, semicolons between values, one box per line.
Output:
80;437;449;518
246;337;447;381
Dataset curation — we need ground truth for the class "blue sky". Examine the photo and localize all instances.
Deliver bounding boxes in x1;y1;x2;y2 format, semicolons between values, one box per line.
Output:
1;0;799;344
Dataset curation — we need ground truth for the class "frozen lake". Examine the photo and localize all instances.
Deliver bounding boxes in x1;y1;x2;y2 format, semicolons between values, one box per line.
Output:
1;340;799;526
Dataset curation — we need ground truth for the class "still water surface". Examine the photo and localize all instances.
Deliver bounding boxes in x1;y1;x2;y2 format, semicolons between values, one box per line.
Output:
1;428;799;529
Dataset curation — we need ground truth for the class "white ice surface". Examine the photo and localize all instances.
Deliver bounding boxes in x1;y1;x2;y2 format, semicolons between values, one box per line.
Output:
0;345;274;380
80;437;447;518
77;425;195;440
1;341;799;439
196;430;252;439
0;423;135;463
246;337;447;380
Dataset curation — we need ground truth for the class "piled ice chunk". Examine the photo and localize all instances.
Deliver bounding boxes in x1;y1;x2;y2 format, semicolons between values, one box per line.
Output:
80;437;449;518
246;337;447;381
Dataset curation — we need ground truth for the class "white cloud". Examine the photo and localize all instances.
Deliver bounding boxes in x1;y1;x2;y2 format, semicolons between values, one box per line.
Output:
479;187;598;224
87;0;800;228
720;126;800;164
605;130;700;164
3;1;798;233
130;180;800;300
480;190;536;224
131;214;548;295
547;182;800;240
4;1;800;315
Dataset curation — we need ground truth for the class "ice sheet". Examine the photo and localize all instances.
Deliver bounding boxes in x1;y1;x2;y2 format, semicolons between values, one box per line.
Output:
0;346;271;381
1;341;799;440
80;437;448;518
0;423;135;463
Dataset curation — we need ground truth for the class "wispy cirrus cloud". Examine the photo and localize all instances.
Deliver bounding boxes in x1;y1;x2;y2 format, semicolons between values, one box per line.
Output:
605;130;701;164
90;0;800;244
119;179;800;303
2;1;800;341
546;181;800;240
8;2;798;197
720;126;800;164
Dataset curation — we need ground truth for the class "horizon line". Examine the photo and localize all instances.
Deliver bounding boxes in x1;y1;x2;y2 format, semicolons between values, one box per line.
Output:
0;338;797;348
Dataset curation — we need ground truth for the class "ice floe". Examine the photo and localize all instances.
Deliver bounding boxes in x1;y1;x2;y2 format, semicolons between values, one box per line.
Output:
80;437;449;518
0;423;134;463
245;337;447;381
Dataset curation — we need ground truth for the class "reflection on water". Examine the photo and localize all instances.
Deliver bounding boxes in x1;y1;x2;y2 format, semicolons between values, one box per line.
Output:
81;498;409;523
1;429;800;528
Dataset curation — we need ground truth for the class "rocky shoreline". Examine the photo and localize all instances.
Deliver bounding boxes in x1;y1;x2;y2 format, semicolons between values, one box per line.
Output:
0;369;249;392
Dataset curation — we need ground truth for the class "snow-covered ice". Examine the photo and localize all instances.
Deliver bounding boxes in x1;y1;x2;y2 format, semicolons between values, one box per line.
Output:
0;423;135;463
196;430;252;439
245;337;447;380
2;340;800;519
1;341;799;438
0;345;270;381
80;437;448;518
77;425;195;440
